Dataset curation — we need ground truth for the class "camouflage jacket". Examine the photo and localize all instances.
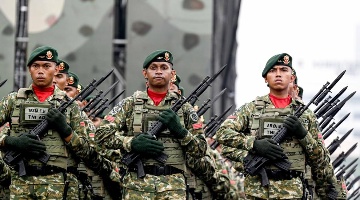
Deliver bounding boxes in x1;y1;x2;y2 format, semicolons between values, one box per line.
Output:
215;94;336;199
95;90;207;159
0;85;117;178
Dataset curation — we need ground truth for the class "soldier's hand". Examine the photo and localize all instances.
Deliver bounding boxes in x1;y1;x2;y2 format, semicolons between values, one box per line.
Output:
158;109;187;139
283;115;307;139
252;138;286;160
45;108;72;138
131;133;164;157
4;133;46;156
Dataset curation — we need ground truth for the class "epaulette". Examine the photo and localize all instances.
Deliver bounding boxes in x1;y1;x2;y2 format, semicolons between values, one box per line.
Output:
16;88;32;99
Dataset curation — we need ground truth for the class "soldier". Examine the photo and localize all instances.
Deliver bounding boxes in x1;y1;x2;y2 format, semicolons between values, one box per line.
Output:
215;53;336;199
170;75;234;200
95;50;207;200
0;46;117;199
64;71;81;98
53;59;70;90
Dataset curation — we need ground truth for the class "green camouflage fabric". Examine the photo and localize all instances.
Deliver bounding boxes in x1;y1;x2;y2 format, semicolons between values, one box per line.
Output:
0;124;10;200
95;90;207;199
207;149;242;200
9;171;78;199
186;147;235;200
0;85;119;199
215;94;336;199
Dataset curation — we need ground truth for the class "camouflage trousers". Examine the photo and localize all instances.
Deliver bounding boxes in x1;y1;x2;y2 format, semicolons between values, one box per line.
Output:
121;172;186;200
9;171;79;200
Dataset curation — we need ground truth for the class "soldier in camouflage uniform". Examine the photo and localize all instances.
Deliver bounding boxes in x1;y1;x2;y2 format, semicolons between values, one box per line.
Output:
57;70;120;199
53;59;70;91
63;72;82;99
215;53;337;199
95;50;207;200
0;46;117;199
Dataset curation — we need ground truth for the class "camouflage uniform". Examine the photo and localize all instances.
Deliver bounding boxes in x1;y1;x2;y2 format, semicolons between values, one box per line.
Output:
0;85;117;199
95;90;207;200
215;94;335;199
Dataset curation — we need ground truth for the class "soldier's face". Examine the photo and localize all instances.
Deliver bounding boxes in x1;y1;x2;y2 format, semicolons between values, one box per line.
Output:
28;61;57;88
64;86;79;98
53;72;68;90
143;62;175;90
169;82;180;94
265;65;295;92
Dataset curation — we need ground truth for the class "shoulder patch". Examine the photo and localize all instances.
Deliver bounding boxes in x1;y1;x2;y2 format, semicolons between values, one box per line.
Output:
192;123;202;130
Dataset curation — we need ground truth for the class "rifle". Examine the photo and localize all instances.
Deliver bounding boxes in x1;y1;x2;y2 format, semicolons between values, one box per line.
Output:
347;175;360;191
327;128;353;155
322;113;350;140
335;158;358;179
320;121;335;135
196;88;226;117
315;86;347;118
243;70;346;186
206;107;235;150
121;65;228;178
3;70;114;176
313;70;346;105
344;165;357;180
313;95;331;117
332;143;357;169
88;89;125;118
0;79;7;87
348;186;360;199
204;105;233;138
82;80;119;112
319;91;356;129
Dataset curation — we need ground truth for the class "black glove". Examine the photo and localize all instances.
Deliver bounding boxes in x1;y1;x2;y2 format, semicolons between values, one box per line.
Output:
158;109;187;139
283;115;307;139
4;134;46;156
45;108;72;138
252;138;286;160
131;133;164;157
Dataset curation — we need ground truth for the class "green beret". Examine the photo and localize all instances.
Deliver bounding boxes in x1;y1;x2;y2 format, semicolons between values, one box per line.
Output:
27;46;58;66
298;86;303;99
292;68;298;84
57;59;70;74
171;74;181;88
262;53;292;77
143;50;173;69
67;71;80;89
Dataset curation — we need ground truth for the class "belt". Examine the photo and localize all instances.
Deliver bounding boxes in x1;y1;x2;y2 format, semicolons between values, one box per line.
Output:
129;165;183;176
265;169;303;181
23;165;67;176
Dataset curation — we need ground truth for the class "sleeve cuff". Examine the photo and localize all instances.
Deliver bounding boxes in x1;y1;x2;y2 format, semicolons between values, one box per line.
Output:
123;136;135;152
179;131;192;146
299;132;312;146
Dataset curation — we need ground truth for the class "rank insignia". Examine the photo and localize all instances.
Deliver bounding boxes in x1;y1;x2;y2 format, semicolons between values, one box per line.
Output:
171;74;177;83
46;51;53;59
77;85;82;92
283;55;290;65
59;62;65;71
68;77;74;85
164;52;170;61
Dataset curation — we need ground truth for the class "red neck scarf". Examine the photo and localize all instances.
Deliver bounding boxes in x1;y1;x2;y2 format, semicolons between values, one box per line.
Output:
147;89;167;106
32;84;55;102
269;94;292;108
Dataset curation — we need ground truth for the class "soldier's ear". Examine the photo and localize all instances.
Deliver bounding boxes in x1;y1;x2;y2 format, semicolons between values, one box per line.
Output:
142;69;148;79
